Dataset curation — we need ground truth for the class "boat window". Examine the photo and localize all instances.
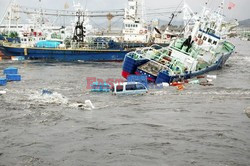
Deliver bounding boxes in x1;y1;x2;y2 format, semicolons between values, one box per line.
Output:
126;84;136;91
203;36;207;41
208;38;212;43
208;29;215;34
136;84;146;90
213;41;217;45
116;85;123;92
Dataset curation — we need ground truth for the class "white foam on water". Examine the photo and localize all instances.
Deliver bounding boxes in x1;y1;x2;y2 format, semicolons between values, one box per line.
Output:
85;100;95;109
0;91;6;95
28;90;97;110
29;91;69;105
244;107;250;119
68;102;94;110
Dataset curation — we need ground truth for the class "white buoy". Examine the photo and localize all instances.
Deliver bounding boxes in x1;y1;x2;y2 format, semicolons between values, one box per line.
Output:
245;107;250;119
85;100;95;109
0;91;6;95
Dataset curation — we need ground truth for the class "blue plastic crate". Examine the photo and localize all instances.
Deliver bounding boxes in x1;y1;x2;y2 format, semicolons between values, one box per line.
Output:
4;67;18;75
0;78;7;86
6;74;21;81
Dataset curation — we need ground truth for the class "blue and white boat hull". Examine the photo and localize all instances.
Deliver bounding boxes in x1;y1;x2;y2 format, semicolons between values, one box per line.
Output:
122;51;234;84
2;45;129;62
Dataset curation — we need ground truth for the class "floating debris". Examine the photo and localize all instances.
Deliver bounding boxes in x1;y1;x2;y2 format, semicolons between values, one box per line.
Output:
0;90;6;95
189;80;200;84
245;107;250;119
42;89;53;95
207;75;217;79
6;74;21;82
177;85;184;91
0;78;7;86
90;82;111;92
85;100;95;109
3;67;18;75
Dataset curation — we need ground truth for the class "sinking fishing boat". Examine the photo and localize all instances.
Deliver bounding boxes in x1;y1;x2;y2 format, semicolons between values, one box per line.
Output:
121;1;237;83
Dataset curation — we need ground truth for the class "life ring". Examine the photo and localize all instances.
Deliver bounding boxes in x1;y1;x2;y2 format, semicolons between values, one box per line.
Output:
139;30;143;34
197;39;203;45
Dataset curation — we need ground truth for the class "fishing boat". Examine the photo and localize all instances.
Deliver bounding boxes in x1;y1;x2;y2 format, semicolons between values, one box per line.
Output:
0;0;148;61
1;9;132;62
121;1;237;83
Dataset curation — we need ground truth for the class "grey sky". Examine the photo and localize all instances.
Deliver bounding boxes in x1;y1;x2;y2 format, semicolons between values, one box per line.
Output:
0;0;249;22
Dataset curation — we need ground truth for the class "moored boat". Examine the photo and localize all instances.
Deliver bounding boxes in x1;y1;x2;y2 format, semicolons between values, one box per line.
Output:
1;12;131;62
2;43;130;62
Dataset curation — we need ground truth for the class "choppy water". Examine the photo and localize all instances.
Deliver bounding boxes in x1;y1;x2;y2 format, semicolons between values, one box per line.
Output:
0;39;250;166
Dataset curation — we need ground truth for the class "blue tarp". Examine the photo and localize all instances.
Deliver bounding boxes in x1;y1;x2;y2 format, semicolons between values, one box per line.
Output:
36;41;61;48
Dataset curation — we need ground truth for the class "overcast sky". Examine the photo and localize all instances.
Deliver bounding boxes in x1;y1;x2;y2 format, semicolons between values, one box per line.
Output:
0;0;249;22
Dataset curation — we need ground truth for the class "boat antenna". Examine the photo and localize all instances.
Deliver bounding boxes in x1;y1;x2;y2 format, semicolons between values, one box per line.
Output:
168;13;175;26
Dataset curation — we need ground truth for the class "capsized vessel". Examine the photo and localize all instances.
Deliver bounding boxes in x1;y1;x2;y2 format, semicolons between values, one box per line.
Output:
121;1;237;83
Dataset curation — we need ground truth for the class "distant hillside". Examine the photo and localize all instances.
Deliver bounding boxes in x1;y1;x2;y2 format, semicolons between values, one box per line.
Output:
239;19;250;27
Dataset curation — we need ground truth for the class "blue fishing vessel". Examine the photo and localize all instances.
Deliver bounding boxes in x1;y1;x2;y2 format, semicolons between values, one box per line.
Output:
122;2;237;83
2;44;129;61
1;12;131;62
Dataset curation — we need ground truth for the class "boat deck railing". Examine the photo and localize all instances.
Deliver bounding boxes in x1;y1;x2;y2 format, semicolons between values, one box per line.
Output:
3;41;116;50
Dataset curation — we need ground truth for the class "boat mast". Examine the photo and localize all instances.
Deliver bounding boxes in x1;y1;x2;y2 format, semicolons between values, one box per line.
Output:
7;0;16;34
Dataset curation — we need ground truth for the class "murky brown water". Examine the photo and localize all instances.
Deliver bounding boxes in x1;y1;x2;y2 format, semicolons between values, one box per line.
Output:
0;39;250;166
